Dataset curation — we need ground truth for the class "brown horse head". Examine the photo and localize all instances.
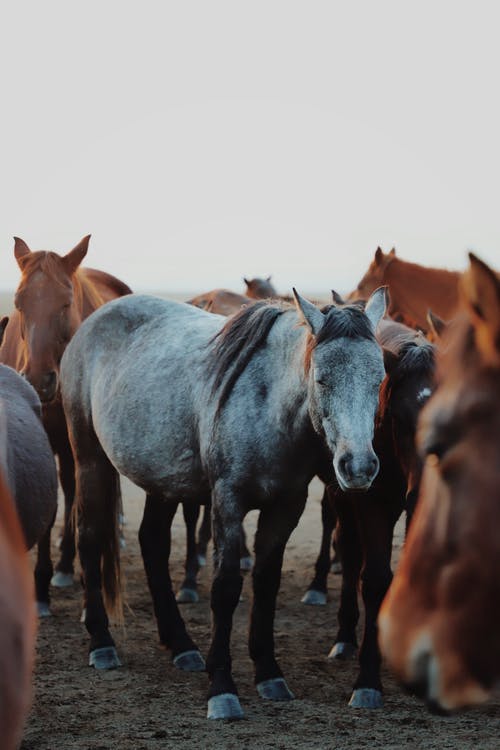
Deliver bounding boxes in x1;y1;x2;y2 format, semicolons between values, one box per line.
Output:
379;253;500;711
348;247;396;301
243;276;278;299
12;235;93;402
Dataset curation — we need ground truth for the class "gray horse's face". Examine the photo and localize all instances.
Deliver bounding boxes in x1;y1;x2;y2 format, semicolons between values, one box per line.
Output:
310;338;385;490
294;287;386;491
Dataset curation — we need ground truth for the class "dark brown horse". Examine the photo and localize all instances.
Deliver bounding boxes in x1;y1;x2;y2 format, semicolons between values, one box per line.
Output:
243;275;277;299
379;254;500;712
303;316;436;708
0;463;36;750
0;236;132;586
350;247;463;332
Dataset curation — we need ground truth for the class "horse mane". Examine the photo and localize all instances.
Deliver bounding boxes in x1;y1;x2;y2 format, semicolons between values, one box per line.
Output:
378;324;435;424
208;301;290;415
303;303;376;374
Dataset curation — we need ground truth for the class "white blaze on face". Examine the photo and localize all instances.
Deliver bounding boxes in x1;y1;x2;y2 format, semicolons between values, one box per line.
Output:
417;387;432;403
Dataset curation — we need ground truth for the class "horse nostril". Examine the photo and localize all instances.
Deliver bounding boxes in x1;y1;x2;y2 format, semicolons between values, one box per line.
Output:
40;371;57;396
369;456;379;477
338;452;353;479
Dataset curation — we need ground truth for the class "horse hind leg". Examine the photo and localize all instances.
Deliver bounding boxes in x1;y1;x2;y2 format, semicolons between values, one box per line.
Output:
77;449;122;670
249;493;306;703
302;486;336;605
139;494;205;671
34;511;56;617
176;502;202;603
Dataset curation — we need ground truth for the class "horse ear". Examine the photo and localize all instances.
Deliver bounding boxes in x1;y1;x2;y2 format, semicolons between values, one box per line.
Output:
389;247;396;256
63;235;91;275
0;316;8;347
266;275;272;282
13;237;31;268
293;288;324;335
426;309;447;340
364;287;387;332
375;247;384;265
243;277;250;286
461;253;500;364
331;289;345;305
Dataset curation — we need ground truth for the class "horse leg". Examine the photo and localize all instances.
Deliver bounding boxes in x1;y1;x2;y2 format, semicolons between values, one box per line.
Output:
302;486;336;605
52;444;76;587
328;491;362;661
196;501;211;567
176;502;201;604
34;510;56;617
139;494;205;671
77;451;122;670
239;526;252;571
249;494;306;701
348;493;402;708
205;485;245;720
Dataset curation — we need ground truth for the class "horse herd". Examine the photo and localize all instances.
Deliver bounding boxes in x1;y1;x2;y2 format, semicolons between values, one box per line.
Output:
0;238;498;745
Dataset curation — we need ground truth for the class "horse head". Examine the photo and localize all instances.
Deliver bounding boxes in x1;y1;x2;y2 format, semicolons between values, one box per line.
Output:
13;235;91;402
243;276;278;299
379;253;500;711
348;247;396;301
294;287;387;491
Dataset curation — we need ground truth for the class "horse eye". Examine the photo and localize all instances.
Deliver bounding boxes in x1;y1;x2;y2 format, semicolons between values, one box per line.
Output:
316;379;326;387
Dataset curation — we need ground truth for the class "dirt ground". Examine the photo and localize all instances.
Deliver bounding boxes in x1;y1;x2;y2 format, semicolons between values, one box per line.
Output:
22;477;500;750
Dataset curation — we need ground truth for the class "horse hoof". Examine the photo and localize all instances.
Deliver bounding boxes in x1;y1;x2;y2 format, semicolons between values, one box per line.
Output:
89;647;122;670
51;571;74;588
256;677;295;701
301;589;327;606
349;688;383;709
331;561;342;574
173;649;206;671
328;642;357;660
197;553;207;567
239;556;253;571
176;588;199;604
37;601;52;618
207;693;244;720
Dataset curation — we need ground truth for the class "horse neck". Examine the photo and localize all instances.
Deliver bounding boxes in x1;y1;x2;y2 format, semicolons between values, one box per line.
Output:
386;259;460;329
72;271;105;321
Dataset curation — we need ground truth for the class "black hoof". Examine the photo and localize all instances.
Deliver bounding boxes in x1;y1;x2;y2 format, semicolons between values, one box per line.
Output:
173;649;206;671
207;693;244;720
256;677;295;701
176;588;199;604
328;642;357;660
349;688;383;708
89;646;122;670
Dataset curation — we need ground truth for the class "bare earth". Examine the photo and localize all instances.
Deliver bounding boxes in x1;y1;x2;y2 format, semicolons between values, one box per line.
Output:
22;478;500;750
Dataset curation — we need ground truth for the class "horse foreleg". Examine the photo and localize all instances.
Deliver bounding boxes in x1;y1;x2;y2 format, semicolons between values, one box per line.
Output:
302;486;336;605
349;493;402;709
34;510;56;617
176;502;202;603
249;494;306;702
139;494;205;671
328;491;362;660
205;485;244;720
52;444;76;586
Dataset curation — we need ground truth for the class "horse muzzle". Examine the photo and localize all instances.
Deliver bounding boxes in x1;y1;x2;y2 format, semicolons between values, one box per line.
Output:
334;450;380;491
23;369;59;403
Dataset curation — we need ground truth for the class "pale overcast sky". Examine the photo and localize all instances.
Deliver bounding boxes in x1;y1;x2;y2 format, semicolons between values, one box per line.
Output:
0;1;498;294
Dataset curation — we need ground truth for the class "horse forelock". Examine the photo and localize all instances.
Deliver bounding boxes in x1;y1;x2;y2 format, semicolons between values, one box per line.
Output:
207;300;290;415
304;304;376;374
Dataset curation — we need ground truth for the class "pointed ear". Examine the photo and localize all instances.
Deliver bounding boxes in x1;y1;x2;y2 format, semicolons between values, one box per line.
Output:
375;247;384;265
63;235;91;275
383;348;399;375
331;289;345;305
0;316;8;347
389;247;396;256
461;253;500;365
426;309;447;340
266;275;272;282
243;277;250;286
365;287;387;332
13;237;31;268
293;288;324;335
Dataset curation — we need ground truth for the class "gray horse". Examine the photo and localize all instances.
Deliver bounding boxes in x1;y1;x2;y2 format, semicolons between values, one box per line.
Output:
60;288;386;720
0;365;58;615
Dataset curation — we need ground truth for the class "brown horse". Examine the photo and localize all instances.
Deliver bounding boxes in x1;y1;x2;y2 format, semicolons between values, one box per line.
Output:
188;289;252;316
0;466;36;750
350;248;462;332
379;253;500;712
243;275;277;299
0;235;132;586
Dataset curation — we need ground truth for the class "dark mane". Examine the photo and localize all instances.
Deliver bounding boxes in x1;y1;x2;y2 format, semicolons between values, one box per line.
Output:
316;305;376;344
208;301;290;414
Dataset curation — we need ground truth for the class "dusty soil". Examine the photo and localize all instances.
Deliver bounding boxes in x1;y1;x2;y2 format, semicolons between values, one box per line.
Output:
22;477;500;750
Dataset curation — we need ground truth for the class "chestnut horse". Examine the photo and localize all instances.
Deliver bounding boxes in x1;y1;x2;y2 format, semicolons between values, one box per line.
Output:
350;247;462;332
0;458;36;750
188;276;279;317
0;235;132;586
379;253;500;712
